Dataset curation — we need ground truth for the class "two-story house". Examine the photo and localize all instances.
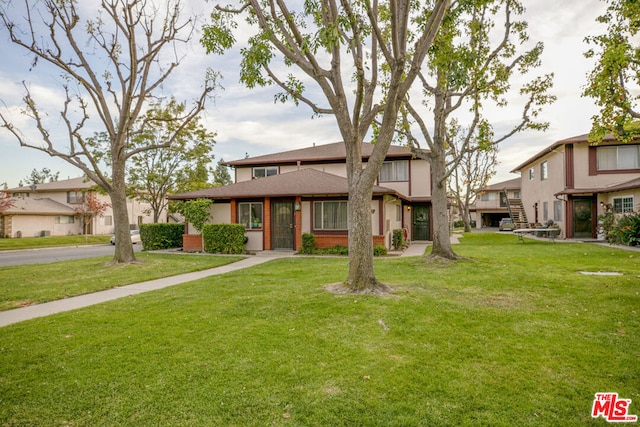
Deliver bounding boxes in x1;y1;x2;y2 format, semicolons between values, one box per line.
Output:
511;133;640;239
170;142;432;252
1;176;155;238
474;177;521;228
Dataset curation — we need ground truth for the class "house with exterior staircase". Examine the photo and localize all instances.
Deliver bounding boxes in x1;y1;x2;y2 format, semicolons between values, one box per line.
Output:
511;133;640;239
474;177;524;228
169;142;433;252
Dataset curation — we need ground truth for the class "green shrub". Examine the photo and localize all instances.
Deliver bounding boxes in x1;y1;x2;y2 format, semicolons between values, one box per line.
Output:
300;233;316;254
202;224;246;254
139;223;185;250
373;244;388;256
392;229;406;250
608;212;640;246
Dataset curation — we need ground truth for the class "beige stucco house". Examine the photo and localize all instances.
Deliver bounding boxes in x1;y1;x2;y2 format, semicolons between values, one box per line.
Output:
1;176;156;238
511;133;640;239
474;177;521;228
170;142;433;251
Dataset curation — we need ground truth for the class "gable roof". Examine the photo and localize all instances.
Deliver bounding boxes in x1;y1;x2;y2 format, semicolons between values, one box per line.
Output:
481;177;520;192
2;197;76;215
169;168;401;200
8;176;94;193
225;142;418;167
511;133;640;173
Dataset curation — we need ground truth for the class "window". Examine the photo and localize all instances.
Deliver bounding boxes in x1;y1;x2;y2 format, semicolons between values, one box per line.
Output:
55;216;75;224
396;205;402;222
513;191;521;199
528;168;534;180
239;202;263;229
480;193;490;201
253;167;278;179
541;161;548;180
597;145;640;171
379;160;409;182
104;215;113;226
553;200;563;222
67;191;85;204
543;201;548;222
613;196;634;213
314;201;348;230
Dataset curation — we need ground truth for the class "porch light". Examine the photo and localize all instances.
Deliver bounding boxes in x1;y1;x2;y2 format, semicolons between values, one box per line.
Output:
294;201;301;211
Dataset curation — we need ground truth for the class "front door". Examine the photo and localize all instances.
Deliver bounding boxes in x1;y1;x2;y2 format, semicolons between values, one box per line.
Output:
412;205;430;241
272;201;294;250
573;198;594;238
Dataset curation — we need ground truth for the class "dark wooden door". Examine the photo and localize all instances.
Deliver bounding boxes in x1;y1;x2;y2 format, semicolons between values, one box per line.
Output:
412;205;430;241
272;201;294;250
573;198;593;238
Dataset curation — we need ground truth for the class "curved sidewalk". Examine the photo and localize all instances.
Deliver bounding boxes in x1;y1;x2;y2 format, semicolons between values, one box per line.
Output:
0;254;286;328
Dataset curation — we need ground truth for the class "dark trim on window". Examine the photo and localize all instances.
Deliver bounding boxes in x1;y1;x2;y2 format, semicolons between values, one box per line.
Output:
589;145;640;175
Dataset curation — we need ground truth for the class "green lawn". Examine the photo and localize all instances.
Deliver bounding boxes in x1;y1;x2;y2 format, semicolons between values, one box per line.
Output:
0;233;638;426
0;235;112;250
0;253;245;311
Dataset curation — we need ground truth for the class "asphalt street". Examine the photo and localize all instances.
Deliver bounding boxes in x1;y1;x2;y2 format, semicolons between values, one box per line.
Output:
0;243;143;267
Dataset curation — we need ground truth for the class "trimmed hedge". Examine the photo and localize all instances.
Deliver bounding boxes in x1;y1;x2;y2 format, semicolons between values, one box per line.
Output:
203;224;246;254
139;223;185;250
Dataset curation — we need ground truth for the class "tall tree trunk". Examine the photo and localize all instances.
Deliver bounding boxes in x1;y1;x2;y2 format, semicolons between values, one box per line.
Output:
109;163;136;264
340;139;392;294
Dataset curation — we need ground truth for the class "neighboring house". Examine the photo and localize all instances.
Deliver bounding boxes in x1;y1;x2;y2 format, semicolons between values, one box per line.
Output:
1;176;155;238
474;177;522;228
170;142;432;251
511;133;640;239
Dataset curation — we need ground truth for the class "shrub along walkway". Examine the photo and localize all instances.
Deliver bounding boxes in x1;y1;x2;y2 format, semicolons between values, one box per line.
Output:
0;241;435;328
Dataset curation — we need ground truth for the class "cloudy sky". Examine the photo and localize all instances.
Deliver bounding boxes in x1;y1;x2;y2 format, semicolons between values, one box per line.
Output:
0;0;608;188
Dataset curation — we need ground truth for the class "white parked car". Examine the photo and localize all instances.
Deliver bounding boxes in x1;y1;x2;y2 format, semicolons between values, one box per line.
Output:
110;229;141;245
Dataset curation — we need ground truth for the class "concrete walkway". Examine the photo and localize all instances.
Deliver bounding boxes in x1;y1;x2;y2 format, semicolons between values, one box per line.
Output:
0;237;462;328
0;252;290;328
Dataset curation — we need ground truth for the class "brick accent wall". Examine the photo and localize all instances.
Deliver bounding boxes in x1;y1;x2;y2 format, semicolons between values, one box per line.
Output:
314;234;385;248
182;234;202;252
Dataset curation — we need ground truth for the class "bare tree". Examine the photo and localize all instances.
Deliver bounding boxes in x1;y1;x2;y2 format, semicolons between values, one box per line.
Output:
0;0;216;263
202;0;449;293
447;123;498;232
403;0;555;259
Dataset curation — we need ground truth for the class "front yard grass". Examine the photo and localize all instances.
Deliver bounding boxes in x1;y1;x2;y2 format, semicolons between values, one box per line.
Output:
0;235;112;250
0;253;245;311
0;233;638;425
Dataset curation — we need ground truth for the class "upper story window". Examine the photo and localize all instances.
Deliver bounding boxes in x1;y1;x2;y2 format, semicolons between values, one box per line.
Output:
513;191;521;199
67;190;85;204
597;145;640;171
253;167;278;179
613;196;634;214
379;160;409;182
314;201;348;230
528;168;534;180
540;161;548;180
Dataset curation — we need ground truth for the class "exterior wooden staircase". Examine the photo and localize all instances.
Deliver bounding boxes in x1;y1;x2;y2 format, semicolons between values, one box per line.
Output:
502;191;529;229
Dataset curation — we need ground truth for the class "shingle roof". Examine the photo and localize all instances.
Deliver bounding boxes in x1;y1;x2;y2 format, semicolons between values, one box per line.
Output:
554;177;640;196
481;177;520;191
2;197;76;215
8;176;94;193
225;141;418;166
169;168;400;200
